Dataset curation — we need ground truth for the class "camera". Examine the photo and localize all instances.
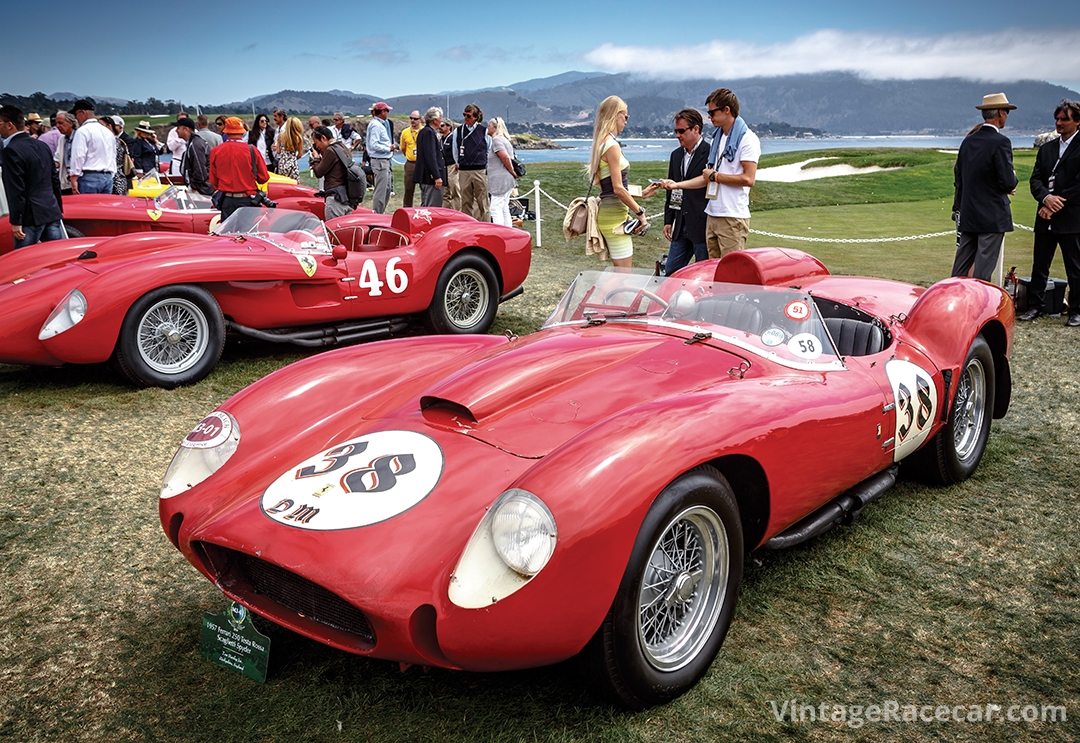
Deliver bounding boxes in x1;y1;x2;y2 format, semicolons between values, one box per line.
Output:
254;190;278;209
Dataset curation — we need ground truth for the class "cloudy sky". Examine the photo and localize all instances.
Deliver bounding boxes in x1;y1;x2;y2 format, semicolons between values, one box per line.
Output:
5;1;1077;104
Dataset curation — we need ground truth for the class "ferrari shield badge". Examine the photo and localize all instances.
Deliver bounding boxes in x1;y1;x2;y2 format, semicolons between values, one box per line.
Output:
200;602;271;683
296;254;317;277
261;430;444;530
146;208;163;221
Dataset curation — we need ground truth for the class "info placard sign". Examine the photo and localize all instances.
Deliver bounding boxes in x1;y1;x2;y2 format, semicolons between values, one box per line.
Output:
200;602;271;683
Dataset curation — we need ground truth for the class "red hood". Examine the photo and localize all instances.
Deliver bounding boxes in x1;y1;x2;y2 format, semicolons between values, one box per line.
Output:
391;326;749;457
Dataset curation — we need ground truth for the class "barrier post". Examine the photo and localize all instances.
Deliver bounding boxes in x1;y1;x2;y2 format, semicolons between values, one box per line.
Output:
533;179;542;249
997;234;1005;286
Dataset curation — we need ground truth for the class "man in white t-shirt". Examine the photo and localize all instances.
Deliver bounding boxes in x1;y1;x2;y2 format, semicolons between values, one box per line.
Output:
660;88;760;257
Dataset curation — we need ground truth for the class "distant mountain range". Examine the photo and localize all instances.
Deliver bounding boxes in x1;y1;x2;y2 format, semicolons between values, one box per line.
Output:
7;72;1077;135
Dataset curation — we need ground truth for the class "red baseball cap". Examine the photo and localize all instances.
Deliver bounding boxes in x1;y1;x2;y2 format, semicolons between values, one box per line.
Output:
371;101;392;112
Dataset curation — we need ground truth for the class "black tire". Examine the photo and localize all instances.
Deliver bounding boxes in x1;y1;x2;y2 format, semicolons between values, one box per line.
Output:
114;285;225;388
906;335;995;485
579;466;743;709
425;252;499;334
64;225;85;238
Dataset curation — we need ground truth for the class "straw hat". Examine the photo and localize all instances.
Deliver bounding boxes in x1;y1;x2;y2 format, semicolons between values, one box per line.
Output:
135;120;155;134
26;112;43;123
976;93;1017;111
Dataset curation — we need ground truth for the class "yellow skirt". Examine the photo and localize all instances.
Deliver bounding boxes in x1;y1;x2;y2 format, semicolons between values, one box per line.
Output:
597;195;632;260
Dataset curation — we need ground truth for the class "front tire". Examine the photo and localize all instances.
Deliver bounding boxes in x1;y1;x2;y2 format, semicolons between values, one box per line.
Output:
580;466;743;708
907;335;995;484
426;252;499;334
114;285;225;388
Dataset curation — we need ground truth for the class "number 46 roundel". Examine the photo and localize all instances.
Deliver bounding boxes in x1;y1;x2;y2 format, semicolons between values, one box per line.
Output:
885;359;938;462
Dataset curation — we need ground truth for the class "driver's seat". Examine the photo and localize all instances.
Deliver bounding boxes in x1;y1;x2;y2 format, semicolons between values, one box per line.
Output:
693;298;764;334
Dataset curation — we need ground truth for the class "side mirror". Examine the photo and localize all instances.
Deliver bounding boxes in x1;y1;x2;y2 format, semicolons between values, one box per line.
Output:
332;245;348;261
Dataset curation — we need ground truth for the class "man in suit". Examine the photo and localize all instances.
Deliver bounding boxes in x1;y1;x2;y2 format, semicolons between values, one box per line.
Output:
951;93;1019;282
661;108;709;274
0;105;64;249
414;107;446;207
1018;99;1080;326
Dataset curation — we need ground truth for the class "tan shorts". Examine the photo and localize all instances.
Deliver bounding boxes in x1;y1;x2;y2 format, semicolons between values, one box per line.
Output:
705;216;750;258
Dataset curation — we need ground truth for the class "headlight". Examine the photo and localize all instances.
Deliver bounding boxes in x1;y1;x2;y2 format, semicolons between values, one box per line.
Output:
161;412;240;498
449;489;557;609
490;490;557;576
38;289;87;340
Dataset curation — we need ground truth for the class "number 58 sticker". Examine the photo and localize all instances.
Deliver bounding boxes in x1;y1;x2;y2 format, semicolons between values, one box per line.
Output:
357;256;408;296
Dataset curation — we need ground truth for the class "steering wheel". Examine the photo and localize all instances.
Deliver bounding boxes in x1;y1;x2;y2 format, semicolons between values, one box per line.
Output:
602;286;669;311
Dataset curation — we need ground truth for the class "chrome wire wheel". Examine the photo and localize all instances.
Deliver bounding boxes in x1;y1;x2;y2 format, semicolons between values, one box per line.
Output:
952;355;986;461
136;298;210;375
443;267;489;330
636;505;729;672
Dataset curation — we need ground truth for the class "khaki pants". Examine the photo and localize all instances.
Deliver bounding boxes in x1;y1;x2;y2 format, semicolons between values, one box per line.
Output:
706;216;750;258
402;160;417;207
445;166;460;210
457;169;489;221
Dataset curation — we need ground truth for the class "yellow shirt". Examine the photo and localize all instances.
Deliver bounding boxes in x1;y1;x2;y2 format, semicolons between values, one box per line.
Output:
400;126;420;162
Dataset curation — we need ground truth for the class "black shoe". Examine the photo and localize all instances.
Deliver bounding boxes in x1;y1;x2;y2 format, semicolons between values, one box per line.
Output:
1017;307;1042;321
1067;313;1080;327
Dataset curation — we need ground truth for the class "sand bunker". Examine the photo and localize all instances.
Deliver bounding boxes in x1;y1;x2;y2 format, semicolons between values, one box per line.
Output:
756;157;903;182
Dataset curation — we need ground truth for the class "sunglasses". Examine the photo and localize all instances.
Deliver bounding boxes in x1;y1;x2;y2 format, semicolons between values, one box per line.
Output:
410;117;420;120
462;112;474;117
707;107;725;117
674;127;691;135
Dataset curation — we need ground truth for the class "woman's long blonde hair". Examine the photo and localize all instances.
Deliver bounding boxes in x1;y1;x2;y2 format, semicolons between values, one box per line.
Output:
587;95;626;185
280;116;304;154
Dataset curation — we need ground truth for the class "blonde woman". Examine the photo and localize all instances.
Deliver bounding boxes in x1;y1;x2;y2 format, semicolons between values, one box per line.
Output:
486;116;518;226
274;116;305;180
588;96;648;268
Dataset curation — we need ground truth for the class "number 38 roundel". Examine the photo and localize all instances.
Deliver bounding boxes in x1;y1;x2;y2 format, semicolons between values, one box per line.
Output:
261;430;444;530
885;359;938;462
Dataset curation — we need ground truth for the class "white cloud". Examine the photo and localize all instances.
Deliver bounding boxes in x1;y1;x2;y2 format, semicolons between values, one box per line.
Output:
584;28;1080;86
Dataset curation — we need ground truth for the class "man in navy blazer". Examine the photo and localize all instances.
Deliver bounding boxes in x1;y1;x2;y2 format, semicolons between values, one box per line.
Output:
0;105;64;249
660;108;709;275
1018;99;1080;326
951;93;1019;282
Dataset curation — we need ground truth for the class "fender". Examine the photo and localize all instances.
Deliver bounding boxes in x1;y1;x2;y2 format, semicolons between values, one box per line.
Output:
489;368;890;653
901;278;1014;414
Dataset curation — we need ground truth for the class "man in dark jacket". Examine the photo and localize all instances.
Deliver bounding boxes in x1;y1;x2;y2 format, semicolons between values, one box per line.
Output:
1018;99;1080;326
414;107;447;207
176;117;212;195
951;93;1019;282
310;126;354;219
453;103;488;220
661;108;709;274
0;105;65;249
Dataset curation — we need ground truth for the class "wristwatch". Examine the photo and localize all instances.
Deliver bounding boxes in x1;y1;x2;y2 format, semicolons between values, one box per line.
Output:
635;207;645;216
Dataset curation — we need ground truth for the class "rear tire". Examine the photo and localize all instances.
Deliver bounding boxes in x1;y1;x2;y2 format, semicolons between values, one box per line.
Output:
64;225;85;238
426;252;499;334
579;466;743;708
906;335;995;484
114;285;225;388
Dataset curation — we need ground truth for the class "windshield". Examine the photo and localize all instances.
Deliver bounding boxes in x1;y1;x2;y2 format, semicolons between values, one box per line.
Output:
155;185;214;211
544;270;843;371
215;207;332;252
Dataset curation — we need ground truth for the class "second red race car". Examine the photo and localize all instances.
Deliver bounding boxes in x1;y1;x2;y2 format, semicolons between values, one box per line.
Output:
0;206;531;387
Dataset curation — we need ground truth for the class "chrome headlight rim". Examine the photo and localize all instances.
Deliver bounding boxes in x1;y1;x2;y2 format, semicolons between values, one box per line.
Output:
38;289;88;340
489;488;558;578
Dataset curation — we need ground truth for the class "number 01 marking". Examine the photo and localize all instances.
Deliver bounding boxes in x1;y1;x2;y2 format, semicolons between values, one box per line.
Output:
357;256;409;296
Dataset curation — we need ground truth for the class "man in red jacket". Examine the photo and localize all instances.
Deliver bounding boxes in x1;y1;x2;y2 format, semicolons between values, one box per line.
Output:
209;116;269;222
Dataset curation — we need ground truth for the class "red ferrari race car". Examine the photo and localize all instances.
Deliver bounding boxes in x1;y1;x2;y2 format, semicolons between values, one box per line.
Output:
0;181;326;254
0;206;530;387
159;248;1013;707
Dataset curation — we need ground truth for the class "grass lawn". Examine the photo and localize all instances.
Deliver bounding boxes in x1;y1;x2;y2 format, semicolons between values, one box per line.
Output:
1;150;1077;741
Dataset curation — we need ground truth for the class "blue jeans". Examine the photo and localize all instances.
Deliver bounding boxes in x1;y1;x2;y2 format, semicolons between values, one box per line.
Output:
663;236;709;275
15;221;67;248
77;172;114;194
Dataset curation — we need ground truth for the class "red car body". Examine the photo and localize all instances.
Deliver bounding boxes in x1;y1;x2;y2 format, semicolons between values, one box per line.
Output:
159;248;1014;706
0;206;531;387
0;182;326;254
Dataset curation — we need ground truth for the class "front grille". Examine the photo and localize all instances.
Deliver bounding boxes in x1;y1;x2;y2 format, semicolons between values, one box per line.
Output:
197;542;375;645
